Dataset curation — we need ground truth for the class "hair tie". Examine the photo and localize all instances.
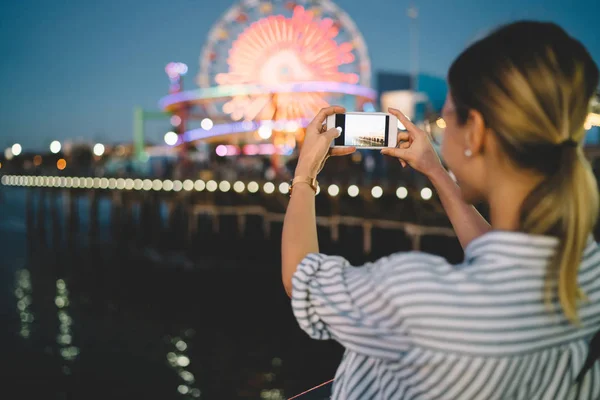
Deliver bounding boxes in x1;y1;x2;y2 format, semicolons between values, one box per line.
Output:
560;139;578;148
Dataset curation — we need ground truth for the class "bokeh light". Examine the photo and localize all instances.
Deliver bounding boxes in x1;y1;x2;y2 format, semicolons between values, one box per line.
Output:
57;159;67;170
421;187;433;200
216;145;227;157
247;181;259;193
164;131;179;146
206;180;218;192
328;184;340;197
278;182;290;194
50;140;61;154
201;118;214;130
263;182;275;194
219;181;231;192
11;143;22;156
258;125;272;140
93;143;105;156
371;186;383;198
233;181;245;193
347;185;359;197
396;186;408;199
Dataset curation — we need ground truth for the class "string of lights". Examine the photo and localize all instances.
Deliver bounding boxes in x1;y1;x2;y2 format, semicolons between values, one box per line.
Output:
1;175;434;200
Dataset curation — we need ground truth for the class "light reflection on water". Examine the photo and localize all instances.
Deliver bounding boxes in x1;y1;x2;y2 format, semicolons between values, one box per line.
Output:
56;279;79;374
2;186;343;399
166;330;201;398
15;269;34;338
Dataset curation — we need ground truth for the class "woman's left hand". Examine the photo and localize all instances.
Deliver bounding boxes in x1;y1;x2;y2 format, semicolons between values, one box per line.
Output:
295;106;356;177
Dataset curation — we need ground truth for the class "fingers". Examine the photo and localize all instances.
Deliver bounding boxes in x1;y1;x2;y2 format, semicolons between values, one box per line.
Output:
330;146;356;157
388;108;417;132
323;126;342;141
397;131;410;143
381;147;410;163
309;106;346;130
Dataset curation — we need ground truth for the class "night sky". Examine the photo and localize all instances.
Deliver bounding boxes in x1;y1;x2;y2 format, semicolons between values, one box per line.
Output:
1;0;598;151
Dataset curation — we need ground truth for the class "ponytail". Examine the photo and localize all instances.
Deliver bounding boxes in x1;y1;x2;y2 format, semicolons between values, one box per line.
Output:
520;146;599;323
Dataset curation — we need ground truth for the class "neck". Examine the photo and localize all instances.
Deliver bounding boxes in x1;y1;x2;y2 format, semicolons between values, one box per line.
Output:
487;171;544;231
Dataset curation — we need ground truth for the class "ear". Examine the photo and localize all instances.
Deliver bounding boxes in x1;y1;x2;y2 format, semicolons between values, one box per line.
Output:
466;109;487;155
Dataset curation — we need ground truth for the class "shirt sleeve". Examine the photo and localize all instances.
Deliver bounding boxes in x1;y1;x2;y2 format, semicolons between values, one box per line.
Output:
291;253;413;360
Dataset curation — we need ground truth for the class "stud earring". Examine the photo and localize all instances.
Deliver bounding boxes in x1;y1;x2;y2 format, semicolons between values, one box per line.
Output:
464;149;473;157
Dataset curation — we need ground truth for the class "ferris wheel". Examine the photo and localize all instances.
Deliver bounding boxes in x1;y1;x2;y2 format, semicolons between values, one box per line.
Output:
197;0;373;122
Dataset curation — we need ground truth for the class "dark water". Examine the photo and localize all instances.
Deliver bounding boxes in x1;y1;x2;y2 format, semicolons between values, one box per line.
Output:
0;187;343;399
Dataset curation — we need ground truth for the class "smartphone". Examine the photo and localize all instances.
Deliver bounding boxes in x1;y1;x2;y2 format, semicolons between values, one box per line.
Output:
327;112;398;149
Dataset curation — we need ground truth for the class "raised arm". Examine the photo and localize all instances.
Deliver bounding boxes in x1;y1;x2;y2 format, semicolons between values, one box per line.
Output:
381;108;490;249
281;106;355;297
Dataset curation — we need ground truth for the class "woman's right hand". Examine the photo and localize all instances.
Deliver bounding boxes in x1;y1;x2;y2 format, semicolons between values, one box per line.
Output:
381;107;443;178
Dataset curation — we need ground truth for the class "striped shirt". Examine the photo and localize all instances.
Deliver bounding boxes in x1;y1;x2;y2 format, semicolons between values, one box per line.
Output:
291;231;600;399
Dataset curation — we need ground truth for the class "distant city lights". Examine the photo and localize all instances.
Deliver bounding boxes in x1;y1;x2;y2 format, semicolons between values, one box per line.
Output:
11;143;22;156
50;140;62;154
164;131;179;146
200;118;214;130
57;159;67;170
585;113;600;129
93;143;105;156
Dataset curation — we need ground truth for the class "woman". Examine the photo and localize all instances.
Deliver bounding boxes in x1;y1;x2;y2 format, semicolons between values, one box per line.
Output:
282;21;600;399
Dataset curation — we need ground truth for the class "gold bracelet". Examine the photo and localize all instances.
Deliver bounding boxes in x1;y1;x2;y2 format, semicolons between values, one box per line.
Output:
289;176;318;196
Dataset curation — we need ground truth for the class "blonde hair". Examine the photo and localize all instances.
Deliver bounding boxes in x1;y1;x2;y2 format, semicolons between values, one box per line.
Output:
448;21;599;323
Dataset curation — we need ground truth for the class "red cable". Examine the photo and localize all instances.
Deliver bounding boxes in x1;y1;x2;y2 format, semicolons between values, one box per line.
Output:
287;379;334;400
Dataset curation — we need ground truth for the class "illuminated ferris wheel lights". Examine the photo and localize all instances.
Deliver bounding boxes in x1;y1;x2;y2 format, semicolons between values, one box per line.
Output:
201;118;214;130
164;131;179;146
258;125;272;140
284;121;299;132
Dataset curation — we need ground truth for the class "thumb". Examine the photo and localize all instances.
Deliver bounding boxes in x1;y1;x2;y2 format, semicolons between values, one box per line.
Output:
324;126;342;141
380;147;410;160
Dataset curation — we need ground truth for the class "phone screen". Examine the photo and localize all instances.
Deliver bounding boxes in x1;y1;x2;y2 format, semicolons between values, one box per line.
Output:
334;113;390;147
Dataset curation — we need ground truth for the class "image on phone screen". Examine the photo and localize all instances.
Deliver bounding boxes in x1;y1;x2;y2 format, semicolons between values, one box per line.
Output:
344;114;387;147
